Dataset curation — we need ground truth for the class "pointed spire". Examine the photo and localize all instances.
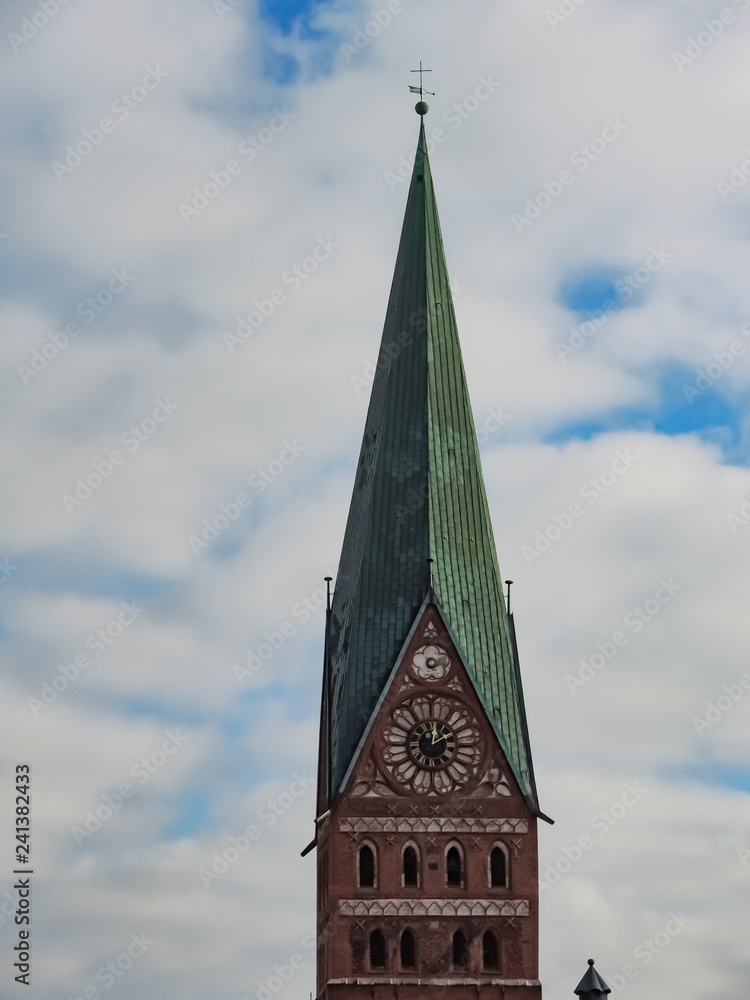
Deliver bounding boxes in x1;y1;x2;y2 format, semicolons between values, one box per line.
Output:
328;112;540;812
574;959;612;998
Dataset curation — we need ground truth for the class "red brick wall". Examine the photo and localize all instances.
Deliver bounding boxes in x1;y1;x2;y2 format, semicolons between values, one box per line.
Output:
316;606;541;1000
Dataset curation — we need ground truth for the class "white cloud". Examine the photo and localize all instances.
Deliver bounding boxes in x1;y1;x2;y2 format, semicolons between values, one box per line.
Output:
2;0;750;997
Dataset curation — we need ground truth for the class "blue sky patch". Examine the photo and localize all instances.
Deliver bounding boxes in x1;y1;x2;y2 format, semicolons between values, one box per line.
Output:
258;0;321;35
254;0;341;84
164;789;214;839
113;696;208;726
655;366;739;436
260;48;300;87
559;268;627;315
545;363;746;464
666;764;750;795
6;558;175;604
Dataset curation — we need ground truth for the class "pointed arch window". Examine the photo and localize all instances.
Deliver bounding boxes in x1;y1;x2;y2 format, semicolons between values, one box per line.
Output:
452;930;468;969
482;931;499;971
446;845;462;886
400;929;416;970
403;845;419;887
490;846;507;887
369;929;386;969
359;844;376;888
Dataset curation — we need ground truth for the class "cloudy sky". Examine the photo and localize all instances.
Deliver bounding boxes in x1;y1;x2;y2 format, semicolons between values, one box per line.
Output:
2;0;750;997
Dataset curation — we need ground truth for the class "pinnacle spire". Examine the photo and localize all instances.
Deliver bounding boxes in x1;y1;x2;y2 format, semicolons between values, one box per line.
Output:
325;115;540;814
574;960;612;998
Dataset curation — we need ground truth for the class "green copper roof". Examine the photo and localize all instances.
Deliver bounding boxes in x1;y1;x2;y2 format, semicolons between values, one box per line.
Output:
328;117;539;811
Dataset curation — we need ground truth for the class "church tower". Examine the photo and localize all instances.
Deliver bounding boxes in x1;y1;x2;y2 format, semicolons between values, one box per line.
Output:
311;101;550;1000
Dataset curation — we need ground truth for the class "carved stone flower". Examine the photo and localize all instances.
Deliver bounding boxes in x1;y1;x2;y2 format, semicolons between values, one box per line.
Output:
412;645;451;681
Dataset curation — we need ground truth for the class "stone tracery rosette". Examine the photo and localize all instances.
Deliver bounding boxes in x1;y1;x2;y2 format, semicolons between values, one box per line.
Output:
469;760;512;797
380;694;484;795
411;644;451;682
350;751;396;797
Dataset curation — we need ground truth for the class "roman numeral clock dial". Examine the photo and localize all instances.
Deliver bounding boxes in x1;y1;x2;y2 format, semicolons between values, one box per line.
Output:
408;720;457;767
380;675;485;794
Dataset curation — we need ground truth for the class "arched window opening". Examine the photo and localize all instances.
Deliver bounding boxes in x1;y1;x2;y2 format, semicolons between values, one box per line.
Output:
490;847;507;887
400;929;416;970
369;930;386;969
446;846;462;886
403;845;419;887
452;930;468;969
483;931;499;971
359;845;375;888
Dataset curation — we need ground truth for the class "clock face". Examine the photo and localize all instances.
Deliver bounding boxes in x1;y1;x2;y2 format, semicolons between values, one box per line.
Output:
381;695;484;794
408;719;457;768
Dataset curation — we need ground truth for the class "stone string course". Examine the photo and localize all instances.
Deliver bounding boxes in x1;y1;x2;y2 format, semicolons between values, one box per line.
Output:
340;817;528;835
340;899;530;917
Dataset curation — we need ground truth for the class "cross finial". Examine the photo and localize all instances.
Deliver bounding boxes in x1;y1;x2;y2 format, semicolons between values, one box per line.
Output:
409;60;434;98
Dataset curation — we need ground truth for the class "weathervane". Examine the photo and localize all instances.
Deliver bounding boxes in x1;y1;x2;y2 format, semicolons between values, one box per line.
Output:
409;60;434;100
